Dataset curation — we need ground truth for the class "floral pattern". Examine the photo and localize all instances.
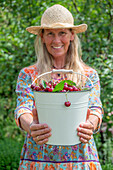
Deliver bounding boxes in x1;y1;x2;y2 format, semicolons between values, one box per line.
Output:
15;64;103;169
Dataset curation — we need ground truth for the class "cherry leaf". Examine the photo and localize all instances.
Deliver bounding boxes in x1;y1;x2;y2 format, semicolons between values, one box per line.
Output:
53;80;77;92
42;80;47;89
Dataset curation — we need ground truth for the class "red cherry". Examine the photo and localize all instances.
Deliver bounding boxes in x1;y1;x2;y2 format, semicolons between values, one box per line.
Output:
53;83;57;88
64;82;68;86
73;86;79;91
44;86;49;91
61;89;67;92
39;83;44;89
48;83;52;88
31;84;35;89
64;101;71;107
48;87;54;92
63;85;69;91
34;86;40;91
68;87;73;91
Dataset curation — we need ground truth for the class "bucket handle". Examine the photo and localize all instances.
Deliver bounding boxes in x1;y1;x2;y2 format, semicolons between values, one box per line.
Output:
31;69;93;88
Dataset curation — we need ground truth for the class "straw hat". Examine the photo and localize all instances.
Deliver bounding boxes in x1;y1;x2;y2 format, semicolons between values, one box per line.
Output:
26;4;87;35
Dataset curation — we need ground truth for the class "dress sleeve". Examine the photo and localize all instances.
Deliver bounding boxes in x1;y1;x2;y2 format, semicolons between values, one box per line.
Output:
14;68;35;129
88;69;103;133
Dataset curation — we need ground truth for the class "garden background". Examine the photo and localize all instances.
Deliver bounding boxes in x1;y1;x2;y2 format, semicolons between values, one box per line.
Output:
0;0;113;169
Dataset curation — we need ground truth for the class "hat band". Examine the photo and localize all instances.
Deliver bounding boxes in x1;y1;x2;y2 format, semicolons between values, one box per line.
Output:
41;22;74;28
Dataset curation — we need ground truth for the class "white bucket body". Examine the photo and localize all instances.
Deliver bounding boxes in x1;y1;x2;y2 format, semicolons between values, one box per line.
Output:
33;91;90;145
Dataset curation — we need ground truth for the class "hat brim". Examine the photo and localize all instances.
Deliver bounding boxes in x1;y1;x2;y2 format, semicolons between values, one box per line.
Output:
26;24;87;35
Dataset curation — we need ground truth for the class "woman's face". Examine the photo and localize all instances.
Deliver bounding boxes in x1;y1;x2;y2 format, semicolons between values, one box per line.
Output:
41;28;74;60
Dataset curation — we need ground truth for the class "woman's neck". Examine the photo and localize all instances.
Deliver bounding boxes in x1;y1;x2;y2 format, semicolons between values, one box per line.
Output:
52;65;66;69
53;59;65;69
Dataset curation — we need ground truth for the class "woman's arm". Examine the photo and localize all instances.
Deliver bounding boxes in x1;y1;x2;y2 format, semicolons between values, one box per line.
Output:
19;113;33;135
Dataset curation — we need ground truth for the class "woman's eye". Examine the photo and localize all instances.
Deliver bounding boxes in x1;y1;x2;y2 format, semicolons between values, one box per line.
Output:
47;32;53;36
60;32;66;35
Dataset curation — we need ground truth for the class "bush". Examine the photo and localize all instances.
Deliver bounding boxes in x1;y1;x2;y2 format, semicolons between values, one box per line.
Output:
102;164;113;170
0;138;24;170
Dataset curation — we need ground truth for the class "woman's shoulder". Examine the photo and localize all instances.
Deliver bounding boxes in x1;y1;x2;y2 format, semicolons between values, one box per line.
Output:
18;64;38;81
21;64;38;74
83;65;100;84
84;65;98;77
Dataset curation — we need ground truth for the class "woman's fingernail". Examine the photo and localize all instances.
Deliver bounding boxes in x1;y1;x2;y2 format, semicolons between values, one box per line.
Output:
78;127;81;131
44;124;47;128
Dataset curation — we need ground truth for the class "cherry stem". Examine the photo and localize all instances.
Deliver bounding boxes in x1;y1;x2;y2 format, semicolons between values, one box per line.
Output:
65;92;69;102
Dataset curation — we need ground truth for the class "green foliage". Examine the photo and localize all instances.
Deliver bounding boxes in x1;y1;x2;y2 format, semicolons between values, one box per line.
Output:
0;0;113;166
0;138;24;170
102;164;113;170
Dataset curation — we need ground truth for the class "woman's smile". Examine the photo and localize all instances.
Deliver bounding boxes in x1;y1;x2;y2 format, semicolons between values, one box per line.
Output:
52;45;63;49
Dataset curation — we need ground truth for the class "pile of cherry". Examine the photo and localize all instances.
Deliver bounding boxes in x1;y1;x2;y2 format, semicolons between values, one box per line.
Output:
31;81;81;92
31;80;81;107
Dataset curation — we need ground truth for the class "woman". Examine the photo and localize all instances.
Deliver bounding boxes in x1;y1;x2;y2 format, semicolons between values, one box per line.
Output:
15;4;103;169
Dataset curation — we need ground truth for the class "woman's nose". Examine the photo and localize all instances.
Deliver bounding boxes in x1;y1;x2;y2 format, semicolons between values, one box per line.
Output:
53;35;61;43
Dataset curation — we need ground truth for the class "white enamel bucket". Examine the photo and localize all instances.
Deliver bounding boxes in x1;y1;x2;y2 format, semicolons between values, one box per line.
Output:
32;69;93;145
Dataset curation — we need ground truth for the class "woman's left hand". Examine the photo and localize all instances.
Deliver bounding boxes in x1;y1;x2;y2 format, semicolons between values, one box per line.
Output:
77;120;94;143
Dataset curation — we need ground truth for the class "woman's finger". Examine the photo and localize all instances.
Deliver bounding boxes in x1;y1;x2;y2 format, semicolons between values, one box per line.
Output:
79;122;94;131
36;138;49;145
79;137;88;143
31;127;51;138
77;121;94;143
77;131;92;141
34;132;52;142
30;123;49;132
77;126;93;136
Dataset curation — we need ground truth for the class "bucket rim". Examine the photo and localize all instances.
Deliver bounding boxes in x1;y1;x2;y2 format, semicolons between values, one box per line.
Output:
32;88;92;93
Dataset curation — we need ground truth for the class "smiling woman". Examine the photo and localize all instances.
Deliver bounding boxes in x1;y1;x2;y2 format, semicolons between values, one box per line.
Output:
15;4;103;170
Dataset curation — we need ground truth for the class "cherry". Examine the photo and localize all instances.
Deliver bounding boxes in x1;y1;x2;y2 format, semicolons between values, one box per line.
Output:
68;87;73;91
53;83;57;88
34;86;41;91
44;86;49;91
63;85;69;91
64;82;68;86
73;86;79;91
31;84;35;89
48;83;52;88
48;87;54;92
61;89;67;92
64;101;71;107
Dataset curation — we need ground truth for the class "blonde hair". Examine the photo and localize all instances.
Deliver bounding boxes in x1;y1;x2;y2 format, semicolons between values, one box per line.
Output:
34;30;86;84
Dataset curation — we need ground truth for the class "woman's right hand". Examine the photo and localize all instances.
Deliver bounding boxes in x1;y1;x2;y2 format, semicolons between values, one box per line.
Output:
30;109;52;145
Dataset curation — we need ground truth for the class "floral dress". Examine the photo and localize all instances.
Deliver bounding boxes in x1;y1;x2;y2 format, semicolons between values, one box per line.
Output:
15;64;103;170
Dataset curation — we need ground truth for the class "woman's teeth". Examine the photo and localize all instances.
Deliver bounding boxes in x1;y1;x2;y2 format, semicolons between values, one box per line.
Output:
53;46;62;49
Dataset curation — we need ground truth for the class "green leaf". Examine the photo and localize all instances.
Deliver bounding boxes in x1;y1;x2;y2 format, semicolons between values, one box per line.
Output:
41;80;47;89
53;80;77;92
52;80;65;92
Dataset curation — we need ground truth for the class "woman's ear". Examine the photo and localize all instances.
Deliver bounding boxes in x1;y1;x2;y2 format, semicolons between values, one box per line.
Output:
40;32;45;43
70;31;75;41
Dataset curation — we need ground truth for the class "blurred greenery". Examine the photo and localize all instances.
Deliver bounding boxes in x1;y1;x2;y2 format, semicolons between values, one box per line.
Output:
0;0;113;168
0;138;24;169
